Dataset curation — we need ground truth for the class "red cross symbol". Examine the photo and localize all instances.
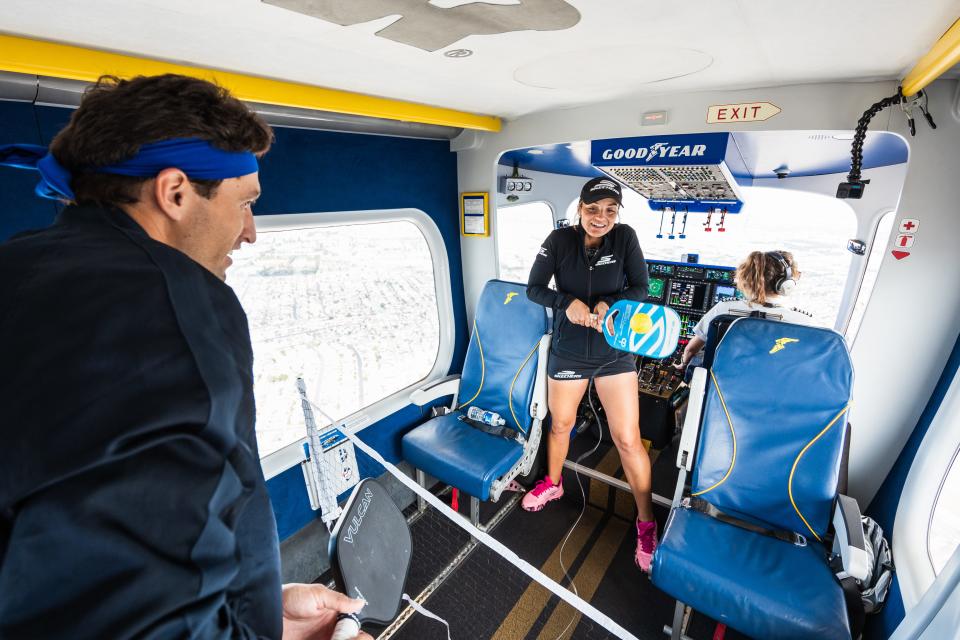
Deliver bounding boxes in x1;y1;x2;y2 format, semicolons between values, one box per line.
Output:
899;218;919;233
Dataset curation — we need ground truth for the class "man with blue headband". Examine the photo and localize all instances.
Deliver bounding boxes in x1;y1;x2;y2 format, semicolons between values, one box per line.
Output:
0;74;368;639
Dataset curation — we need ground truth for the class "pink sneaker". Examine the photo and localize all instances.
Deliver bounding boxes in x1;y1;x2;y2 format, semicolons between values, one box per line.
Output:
635;519;658;572
521;476;564;512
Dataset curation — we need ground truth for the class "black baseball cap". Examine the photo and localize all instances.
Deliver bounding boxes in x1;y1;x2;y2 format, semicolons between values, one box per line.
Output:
580;177;623;205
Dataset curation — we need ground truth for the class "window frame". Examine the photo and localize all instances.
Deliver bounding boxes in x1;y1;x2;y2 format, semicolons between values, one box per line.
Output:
249;208;456;479
928;444;960;573
494;199;557;281
839;208;897;342
893;366;960;609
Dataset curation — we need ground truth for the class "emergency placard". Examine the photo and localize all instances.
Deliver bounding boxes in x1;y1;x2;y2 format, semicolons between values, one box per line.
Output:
707;102;781;124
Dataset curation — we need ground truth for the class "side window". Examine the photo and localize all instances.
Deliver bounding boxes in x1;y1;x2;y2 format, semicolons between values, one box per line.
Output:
228;218;441;458
845;210;896;340
497;201;555;283
929;447;960;574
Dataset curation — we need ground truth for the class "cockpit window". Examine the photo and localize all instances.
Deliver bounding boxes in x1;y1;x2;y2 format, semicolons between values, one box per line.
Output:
228;220;441;457
566;186;857;327
497;201;555;283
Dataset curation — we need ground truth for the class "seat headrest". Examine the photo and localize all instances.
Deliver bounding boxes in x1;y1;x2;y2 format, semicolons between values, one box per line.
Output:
691;318;853;540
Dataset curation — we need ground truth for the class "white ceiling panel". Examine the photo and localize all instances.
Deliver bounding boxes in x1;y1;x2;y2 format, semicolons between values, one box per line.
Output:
2;0;958;119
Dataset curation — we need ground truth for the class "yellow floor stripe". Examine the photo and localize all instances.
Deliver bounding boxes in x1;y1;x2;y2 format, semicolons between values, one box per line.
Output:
490;508;604;640
535;517;631;640
588;446;622;507
615;484;636;520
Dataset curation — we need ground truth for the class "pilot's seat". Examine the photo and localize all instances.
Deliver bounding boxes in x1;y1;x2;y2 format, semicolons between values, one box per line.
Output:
402;280;549;525
652;318;869;640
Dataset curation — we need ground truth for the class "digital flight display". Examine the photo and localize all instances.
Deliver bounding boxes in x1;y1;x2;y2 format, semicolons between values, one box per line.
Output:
705;269;734;283
668;280;708;311
648;263;674;276
647;277;665;301
675;265;705;279
713;284;737;304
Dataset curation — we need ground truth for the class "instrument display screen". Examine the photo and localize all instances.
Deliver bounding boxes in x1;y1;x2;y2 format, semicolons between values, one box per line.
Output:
668;280;708;311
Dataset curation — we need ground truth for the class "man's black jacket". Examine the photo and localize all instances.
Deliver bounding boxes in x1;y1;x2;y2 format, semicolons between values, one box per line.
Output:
0;206;281;638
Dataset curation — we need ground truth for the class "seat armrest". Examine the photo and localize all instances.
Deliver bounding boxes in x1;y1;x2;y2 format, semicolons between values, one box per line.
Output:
529;334;551;420
833;494;869;582
409;374;461;407
676;367;708;472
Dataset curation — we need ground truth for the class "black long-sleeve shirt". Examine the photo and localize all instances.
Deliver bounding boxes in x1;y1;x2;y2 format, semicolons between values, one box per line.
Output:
0;206;281;639
528;223;649;360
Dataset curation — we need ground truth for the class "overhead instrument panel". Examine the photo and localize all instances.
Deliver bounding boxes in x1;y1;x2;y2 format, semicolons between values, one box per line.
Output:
591;133;747;213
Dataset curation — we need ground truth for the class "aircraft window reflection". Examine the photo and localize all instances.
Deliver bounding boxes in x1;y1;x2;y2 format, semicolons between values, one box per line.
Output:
929;445;960;574
566;186;857;327
497;201;555;282
228;221;441;457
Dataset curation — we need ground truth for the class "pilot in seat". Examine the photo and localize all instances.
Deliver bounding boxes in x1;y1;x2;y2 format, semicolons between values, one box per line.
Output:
677;250;814;370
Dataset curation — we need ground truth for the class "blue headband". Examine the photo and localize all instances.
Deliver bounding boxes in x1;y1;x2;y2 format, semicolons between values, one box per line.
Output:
0;138;259;201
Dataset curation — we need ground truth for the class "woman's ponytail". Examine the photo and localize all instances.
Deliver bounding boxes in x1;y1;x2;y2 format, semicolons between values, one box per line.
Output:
735;251;770;304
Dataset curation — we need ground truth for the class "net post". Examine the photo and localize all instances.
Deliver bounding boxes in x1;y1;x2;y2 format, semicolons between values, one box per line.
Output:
470;495;480;528
664;601;694;640
415;469;427;514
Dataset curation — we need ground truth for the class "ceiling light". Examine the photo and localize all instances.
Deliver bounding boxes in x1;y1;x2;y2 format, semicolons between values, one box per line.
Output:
444;49;473;58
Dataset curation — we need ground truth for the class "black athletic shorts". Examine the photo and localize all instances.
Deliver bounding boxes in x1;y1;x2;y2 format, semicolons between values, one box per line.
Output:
547;350;637;381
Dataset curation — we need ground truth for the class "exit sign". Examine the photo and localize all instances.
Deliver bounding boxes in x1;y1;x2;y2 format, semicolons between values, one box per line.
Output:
707;102;781;124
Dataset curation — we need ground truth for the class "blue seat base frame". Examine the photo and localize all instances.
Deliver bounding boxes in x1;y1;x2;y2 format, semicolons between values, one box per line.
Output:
651;508;851;640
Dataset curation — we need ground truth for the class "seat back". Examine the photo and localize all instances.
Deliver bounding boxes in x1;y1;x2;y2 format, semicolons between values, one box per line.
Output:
690;318;853;540
458;280;549;436
700;313;741;370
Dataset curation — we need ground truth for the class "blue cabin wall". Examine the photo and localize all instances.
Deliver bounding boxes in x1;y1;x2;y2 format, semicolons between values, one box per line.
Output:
0;102;59;240
1;100;468;542
866;331;960;637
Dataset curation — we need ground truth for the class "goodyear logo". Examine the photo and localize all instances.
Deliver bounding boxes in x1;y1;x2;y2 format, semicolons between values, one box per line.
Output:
600;141;707;163
769;338;799;354
504;292;518;305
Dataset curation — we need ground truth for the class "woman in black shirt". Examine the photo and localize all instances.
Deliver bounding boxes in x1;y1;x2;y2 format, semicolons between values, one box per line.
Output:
523;176;658;571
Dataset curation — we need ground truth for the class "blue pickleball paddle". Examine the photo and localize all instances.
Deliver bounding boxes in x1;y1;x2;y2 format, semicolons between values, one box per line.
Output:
602;299;681;359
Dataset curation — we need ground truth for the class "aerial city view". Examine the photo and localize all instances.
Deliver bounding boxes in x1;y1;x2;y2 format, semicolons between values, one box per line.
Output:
229;220;440;457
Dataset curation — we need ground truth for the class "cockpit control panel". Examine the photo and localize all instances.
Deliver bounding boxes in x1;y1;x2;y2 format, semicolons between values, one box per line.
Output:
638;259;741;399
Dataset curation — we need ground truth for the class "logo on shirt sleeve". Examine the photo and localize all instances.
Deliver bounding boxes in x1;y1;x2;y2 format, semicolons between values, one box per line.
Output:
538;246;549;258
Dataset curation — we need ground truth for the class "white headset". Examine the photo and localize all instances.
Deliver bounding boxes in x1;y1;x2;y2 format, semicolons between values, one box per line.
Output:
768;251;797;295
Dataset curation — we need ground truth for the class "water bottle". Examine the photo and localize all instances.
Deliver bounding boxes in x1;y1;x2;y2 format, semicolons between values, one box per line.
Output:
467;406;505;427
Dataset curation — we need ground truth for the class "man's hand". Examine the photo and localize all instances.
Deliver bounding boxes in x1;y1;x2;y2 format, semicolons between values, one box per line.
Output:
281;583;373;640
592;301;611;334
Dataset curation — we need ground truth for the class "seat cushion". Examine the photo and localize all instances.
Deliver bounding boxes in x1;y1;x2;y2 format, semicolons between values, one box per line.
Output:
401;412;524;501
651;508;850;640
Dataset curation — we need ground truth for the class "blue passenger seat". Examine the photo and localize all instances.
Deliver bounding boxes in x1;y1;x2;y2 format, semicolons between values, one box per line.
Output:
653;318;869;640
402;280;550;519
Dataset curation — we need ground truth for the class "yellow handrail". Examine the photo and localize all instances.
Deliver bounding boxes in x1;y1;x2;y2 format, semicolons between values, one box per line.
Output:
0;34;501;132
902;17;960;96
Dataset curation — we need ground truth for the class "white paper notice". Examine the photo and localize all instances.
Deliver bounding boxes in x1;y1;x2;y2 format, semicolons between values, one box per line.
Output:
463;198;484;215
464;215;485;234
